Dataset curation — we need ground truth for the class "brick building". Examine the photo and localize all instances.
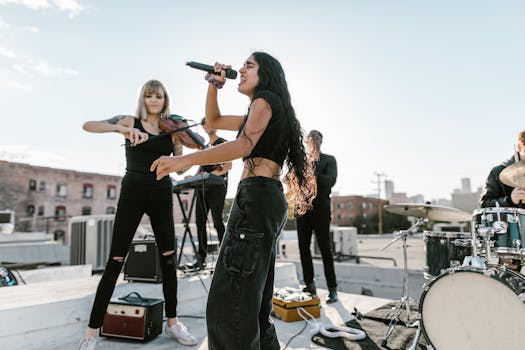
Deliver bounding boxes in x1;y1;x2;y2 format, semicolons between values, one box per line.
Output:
0;161;123;237
331;195;388;227
0;161;203;238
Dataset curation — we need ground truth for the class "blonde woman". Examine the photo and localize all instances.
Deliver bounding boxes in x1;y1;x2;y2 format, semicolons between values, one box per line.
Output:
79;80;197;349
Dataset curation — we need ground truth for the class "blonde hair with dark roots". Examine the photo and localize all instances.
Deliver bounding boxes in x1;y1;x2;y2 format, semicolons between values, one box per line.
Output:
135;80;171;121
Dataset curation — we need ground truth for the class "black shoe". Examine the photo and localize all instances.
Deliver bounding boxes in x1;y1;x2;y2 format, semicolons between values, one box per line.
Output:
326;288;338;304
185;255;206;270
302;282;317;297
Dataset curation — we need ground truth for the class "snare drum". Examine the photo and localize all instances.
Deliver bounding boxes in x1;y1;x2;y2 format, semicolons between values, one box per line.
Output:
419;265;525;350
423;231;472;278
473;207;525;261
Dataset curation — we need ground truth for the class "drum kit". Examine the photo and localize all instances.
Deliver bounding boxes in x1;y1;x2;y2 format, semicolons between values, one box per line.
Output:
380;164;525;350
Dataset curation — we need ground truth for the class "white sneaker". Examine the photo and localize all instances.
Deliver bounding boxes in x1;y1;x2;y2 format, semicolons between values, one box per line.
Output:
78;337;97;350
165;322;198;346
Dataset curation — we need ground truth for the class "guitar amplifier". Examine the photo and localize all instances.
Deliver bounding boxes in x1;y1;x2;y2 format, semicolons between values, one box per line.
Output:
100;292;164;341
124;237;162;283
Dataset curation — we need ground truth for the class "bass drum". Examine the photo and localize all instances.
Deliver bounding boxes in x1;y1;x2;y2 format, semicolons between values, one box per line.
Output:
419;266;525;350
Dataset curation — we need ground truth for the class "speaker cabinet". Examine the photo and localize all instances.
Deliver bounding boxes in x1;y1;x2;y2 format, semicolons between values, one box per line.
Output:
124;238;162;283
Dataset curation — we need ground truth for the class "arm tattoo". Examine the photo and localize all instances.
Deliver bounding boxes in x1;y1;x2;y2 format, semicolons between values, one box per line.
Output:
105;115;127;125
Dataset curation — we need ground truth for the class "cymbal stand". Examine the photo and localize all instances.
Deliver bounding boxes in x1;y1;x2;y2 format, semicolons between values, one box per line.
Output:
380;217;427;347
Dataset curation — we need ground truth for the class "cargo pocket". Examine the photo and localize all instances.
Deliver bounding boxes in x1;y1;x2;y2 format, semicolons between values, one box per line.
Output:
223;228;264;278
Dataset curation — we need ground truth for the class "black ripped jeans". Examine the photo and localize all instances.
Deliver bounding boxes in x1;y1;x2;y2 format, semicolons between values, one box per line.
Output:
88;175;178;328
206;176;287;350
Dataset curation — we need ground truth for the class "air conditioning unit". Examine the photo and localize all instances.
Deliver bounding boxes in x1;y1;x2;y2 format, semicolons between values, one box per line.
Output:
332;226;358;256
311;226;358;257
69;215;115;271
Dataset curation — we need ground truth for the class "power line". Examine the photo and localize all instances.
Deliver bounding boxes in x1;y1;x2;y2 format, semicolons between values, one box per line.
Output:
373;172;386;235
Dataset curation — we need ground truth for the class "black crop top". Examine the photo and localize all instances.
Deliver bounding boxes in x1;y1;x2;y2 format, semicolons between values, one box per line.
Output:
241;90;289;167
124;118;173;186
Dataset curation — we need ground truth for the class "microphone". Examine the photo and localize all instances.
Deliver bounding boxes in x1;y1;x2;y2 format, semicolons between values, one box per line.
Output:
185;61;238;79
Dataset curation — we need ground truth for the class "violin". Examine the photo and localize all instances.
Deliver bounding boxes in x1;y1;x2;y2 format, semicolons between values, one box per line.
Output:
159;114;206;150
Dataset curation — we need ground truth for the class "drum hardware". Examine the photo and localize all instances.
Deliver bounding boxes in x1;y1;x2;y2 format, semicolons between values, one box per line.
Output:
381;203;476;347
473;205;525;262
452;238;474;247
494;202;509;233
461;256;487;269
379;217;427;347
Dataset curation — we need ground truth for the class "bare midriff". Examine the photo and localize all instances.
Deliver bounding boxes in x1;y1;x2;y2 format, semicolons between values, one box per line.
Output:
241;157;281;180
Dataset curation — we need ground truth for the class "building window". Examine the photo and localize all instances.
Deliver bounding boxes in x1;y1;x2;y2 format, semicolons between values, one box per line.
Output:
348;202;353;209
363;213;367;218
362;202;367;209
107;185;116;199
83;184;93;198
37;205;44;216
56;184;67;197
27;205;35;216
106;206;116;214
55;206;66;221
82;206;92;215
38;180;46;192
337;214;342;220
54;230;65;242
348;214;353;220
337;202;344;209
29;179;37;191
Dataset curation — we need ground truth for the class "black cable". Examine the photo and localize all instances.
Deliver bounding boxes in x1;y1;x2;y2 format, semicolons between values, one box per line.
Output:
281;321;308;350
12;269;26;284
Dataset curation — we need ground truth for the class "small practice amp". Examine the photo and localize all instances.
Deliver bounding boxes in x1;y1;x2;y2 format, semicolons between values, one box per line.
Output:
100;292;164;341
124;237;162;283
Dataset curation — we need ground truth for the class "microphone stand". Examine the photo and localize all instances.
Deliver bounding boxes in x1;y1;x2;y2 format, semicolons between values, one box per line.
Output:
380;217;427;348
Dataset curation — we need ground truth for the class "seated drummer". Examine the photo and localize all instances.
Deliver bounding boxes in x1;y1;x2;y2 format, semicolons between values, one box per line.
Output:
479;129;525;270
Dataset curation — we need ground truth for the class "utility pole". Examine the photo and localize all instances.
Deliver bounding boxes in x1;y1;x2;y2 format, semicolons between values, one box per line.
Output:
373;172;386;235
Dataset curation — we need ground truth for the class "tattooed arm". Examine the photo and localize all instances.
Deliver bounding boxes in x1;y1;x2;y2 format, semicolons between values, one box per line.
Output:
83;115;133;133
82;115;149;145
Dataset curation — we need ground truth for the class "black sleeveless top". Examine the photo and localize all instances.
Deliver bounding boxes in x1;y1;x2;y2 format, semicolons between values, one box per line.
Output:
241;90;289;167
124;118;173;187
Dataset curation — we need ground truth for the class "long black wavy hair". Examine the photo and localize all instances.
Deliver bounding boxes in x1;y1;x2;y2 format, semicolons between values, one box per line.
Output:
251;52;316;214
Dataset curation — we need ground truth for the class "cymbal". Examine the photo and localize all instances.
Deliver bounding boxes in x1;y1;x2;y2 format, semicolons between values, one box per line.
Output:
500;159;525;189
384;203;472;222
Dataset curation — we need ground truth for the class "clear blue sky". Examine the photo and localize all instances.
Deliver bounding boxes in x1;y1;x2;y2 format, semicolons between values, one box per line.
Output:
1;0;524;201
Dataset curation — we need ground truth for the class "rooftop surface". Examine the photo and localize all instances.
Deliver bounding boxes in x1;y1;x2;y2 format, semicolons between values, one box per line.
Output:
3;233;485;350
